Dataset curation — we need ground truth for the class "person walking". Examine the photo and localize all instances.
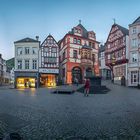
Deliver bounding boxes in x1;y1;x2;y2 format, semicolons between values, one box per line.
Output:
84;79;90;96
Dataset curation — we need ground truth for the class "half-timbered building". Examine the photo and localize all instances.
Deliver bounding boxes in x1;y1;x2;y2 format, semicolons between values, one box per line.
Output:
39;35;59;87
105;23;129;85
59;21;100;84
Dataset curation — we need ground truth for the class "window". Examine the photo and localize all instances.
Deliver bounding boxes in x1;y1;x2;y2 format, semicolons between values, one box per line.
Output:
73;38;77;44
77;39;81;44
73;50;78;58
78;29;81;34
32;47;37;54
92;43;95;48
17;48;22;55
132;27;137;34
108;54;110;59
101;52;104;59
89;42;95;48
63;51;65;60
32;60;37;69
48;58;57;63
108;44;110;49
52;47;57;52
89;42;92;47
92;54;95;62
75;29;78;33
25;47;30;54
131;52;138;62
17;60;22;69
131;71;138;84
62;68;65;77
25;60;29;69
44;57;56;63
45;47;49;52
132;39;137;47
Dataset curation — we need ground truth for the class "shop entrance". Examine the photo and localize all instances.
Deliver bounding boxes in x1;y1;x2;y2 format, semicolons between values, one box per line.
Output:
72;67;82;84
40;74;56;87
16;78;36;88
86;67;92;77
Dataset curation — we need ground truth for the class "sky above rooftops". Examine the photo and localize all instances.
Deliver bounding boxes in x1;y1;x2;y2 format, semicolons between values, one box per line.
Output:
0;0;140;59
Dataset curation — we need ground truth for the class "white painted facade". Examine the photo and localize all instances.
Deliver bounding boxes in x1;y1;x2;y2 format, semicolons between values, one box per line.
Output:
128;17;140;86
14;42;39;72
3;60;10;84
10;68;15;83
99;46;111;79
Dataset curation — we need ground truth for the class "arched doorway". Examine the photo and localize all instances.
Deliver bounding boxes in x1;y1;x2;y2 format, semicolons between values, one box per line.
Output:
86;67;92;77
72;67;82;84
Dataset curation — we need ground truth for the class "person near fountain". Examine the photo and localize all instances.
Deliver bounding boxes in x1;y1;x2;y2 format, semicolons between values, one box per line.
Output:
84;79;90;96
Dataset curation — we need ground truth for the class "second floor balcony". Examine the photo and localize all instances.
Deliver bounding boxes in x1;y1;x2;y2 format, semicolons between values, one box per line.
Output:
81;57;94;65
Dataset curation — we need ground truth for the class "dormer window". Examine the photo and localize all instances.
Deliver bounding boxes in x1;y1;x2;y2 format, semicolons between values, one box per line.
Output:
132;27;137;34
78;29;81;34
75;28;81;34
75;28;78;33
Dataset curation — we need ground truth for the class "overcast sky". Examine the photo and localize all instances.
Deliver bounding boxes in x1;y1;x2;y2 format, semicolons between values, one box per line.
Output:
0;0;140;60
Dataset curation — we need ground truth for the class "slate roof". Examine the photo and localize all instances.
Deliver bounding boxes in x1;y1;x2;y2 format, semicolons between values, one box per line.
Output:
114;24;129;35
132;16;140;24
69;23;89;38
14;37;39;43
82;44;92;49
99;45;105;52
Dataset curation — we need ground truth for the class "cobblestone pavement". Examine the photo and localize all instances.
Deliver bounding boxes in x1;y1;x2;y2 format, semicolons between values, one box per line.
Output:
1;81;140;139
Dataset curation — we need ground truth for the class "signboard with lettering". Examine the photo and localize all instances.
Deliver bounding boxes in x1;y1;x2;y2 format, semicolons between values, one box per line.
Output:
39;68;59;74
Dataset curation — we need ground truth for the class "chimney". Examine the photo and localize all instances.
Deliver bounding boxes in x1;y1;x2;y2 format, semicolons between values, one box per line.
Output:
36;36;39;41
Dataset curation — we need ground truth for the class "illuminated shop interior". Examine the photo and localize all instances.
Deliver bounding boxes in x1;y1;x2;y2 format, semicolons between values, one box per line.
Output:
40;74;56;87
16;78;35;88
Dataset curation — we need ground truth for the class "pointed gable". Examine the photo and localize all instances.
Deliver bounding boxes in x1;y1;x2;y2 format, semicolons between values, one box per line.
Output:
132;16;140;24
41;35;58;48
14;37;39;43
106;24;128;43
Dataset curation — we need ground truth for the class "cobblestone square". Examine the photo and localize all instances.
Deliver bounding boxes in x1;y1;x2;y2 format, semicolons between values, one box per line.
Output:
1;81;140;139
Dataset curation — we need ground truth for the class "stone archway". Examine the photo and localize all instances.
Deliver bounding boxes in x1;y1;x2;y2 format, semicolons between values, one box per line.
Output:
72;67;82;84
